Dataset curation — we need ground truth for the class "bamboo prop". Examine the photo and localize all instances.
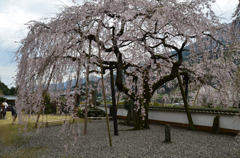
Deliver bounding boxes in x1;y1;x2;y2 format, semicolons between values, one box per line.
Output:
170;87;178;105
177;70;195;130
97;26;112;146
42;107;44;124
35;64;56;128
193;86;201;107
83;40;92;134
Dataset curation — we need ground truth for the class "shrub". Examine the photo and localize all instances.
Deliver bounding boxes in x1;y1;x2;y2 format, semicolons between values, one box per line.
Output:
96;101;101;106
76;108;84;118
44;94;57;114
76;107;106;118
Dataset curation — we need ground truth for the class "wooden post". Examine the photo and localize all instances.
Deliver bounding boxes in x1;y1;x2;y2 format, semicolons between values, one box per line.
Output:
163;124;171;143
212;115;220;134
73;62;81;124
110;63;118;136
177;71;195;130
183;73;189;100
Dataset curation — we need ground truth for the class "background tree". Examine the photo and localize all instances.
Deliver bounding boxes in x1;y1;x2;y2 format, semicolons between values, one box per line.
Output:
0;81;16;95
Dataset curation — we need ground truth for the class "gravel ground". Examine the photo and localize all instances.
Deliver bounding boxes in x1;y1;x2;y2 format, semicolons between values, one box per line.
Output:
1;120;240;158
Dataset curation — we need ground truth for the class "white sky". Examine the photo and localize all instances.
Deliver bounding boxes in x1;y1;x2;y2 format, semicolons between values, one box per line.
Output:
0;0;238;87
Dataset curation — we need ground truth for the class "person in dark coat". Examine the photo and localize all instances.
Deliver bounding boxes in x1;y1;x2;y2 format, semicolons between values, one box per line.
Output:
0;104;5;119
11;105;17;124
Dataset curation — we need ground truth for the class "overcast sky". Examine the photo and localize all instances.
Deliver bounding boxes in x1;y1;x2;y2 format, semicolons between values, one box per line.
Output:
0;0;238;87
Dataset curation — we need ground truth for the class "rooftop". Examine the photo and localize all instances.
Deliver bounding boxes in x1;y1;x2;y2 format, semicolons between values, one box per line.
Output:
0;95;17;100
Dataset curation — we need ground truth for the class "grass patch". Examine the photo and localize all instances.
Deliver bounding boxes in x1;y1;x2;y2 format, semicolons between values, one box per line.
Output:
0;112;25;146
0;112;85;157
0;112;84;146
117;102;124;105
0;123;28;146
150;102;176;107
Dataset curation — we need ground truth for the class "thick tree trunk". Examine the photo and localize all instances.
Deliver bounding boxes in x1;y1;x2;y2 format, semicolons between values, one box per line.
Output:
133;102;150;130
144;105;150;129
134;110;144;130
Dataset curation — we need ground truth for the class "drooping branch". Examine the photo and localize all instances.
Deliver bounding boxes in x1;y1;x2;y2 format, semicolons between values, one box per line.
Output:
35;64;56;128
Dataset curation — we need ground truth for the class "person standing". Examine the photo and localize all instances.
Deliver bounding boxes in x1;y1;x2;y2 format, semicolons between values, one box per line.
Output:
11;105;17;124
2;101;8;118
0;103;5;119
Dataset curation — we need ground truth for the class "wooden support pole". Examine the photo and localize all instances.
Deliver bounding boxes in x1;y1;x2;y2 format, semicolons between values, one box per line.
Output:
183;73;189;100
73;62;81;124
177;71;195;130
110;63;118;136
